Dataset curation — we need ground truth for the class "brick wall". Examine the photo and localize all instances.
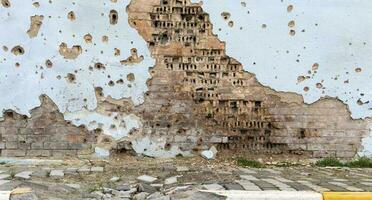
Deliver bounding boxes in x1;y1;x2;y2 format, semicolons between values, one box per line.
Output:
0;95;96;157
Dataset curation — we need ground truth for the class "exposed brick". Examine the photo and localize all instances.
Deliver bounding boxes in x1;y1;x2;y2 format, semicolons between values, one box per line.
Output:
27;150;51;157
6;141;18;149
43;142;69;150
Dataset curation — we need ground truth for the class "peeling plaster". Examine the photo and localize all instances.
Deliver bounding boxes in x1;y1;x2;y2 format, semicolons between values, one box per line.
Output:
0;0;154;156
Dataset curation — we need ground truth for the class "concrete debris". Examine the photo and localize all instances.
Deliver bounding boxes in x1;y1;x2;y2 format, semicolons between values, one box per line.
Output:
110;176;120;182
164;176;178;185
14;171;33;180
202;184;225;191
50;170;64;178
137;175;157;183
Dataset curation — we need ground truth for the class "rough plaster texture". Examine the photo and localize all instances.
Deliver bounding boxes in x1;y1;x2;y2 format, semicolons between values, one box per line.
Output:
0;0;371;158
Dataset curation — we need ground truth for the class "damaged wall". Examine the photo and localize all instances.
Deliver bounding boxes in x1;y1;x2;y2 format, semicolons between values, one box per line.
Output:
0;0;371;159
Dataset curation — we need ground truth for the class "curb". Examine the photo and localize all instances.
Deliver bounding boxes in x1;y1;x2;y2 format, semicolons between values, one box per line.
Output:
323;192;372;200
200;190;372;200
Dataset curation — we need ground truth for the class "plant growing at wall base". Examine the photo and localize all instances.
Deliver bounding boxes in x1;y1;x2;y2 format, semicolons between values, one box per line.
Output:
346;157;372;168
237;158;264;168
315;157;344;167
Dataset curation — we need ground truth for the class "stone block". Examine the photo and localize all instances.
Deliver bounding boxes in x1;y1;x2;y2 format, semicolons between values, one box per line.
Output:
44;142;69;150
6;141;18;149
18;142;31;150
1;150;26;157
31;142;44;149
27;150;51;157
0;142;5;149
137;175;158;183
52;150;77;157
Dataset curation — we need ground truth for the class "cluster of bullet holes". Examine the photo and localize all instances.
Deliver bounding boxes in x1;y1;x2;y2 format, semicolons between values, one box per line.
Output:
11;46;25;56
102;35;109;43
1;0;10;8
287;5;296;36
109;10;118;25
67;11;76;21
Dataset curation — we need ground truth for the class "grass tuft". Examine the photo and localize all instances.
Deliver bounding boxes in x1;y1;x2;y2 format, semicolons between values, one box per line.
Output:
346;157;372;168
315;157;344;167
237;158;264;168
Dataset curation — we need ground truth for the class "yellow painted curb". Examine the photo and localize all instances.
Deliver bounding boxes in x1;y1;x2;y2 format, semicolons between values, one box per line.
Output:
323;192;372;200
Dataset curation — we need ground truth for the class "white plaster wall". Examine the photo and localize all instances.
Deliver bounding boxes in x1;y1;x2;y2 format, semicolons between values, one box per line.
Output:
192;0;372;119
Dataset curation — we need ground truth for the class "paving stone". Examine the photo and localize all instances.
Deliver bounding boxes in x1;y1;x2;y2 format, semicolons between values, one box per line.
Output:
164;176;177;185
116;184;131;191
250;180;278;190
0;180;10;186
137;175;158;183
223;183;244;190
65;184;81;189
31;170;48;178
0;174;10;180
328;181;364;191
361;182;372;186
202;184;225;190
297;181;330;192
64;168;78;175
138;183;157;194
240;175;258;181
274;177;294;183
262;178;296;191
238;168;257;174
286;182;314;191
14;171;32;180
78;166;91;173
235;180;261;191
133;192;149;200
50;170;64;178
91;166;104;173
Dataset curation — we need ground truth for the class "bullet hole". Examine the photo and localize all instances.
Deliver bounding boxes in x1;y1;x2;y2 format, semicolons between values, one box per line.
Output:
165;143;171;150
102;35;109;43
120;48;144;65
27;15;44;38
288;20;295;28
241;1;246;7
45;59;53;68
108;80;115;86
116;79;124;84
316;83;323;89
289;30;296;36
303;87;309;92
221;12;231;20
1;0;10;8
67;11;76;21
312;63;319;70
228;21;234;27
15;62;20;67
84;34;92;43
114;48;120;56
109;10;118;25
262;24;267;29
11;46;25;56
58;42;82;59
297;76;305;83
32;2;40;7
357;99;364;106
127;73;135;82
287;5;293;12
94;62;105;70
355;67;362;73
2;46;8;52
56;75;61;80
66;73;76;83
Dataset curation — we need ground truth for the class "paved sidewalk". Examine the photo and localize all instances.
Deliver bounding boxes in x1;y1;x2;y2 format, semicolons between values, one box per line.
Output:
0;157;371;199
